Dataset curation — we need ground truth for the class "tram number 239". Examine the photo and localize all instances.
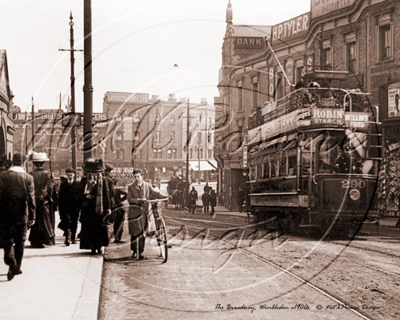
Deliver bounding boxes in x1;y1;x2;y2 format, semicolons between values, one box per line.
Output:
342;180;366;189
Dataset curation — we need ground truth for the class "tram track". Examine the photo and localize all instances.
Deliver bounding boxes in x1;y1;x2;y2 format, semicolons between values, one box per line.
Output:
169;225;377;320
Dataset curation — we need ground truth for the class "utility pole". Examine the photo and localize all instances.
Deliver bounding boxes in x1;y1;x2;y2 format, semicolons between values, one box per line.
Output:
186;99;190;205
83;0;93;161
59;12;83;172
31;97;35;151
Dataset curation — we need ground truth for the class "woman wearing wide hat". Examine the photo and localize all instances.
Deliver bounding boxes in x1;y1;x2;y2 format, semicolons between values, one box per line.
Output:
28;152;55;248
78;159;111;254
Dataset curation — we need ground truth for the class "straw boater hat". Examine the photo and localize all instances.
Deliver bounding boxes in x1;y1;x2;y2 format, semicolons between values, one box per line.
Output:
82;158;106;173
30;151;49;162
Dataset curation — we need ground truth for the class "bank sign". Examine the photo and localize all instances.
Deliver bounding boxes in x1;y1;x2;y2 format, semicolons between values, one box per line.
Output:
235;37;263;49
311;0;356;19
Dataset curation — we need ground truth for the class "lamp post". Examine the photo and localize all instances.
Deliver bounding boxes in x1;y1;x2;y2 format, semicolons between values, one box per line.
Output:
198;139;201;184
83;0;93;161
31;97;35;151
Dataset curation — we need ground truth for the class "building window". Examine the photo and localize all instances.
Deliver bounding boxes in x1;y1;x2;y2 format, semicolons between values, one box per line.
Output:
168;149;172;159
170;131;175;142
117;148;125;160
346;42;356;73
133;149;142;160
116;133;123;140
170;114;175;124
198;148;203;159
295;66;304;84
155;111;161;122
154;149;162;159
237;80;243;111
155;131;161;144
190;148;193;159
134;130;140;141
208;147;212;159
276;72;284;99
172;148;177;159
379;24;392;61
252;79;259;109
322;47;331;69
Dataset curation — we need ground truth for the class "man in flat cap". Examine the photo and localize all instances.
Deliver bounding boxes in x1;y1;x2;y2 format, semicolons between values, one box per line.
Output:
127;169;169;259
58;167;80;246
0;153;36;280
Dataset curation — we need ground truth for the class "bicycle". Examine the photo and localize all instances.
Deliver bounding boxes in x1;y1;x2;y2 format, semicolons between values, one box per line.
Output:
145;198;169;263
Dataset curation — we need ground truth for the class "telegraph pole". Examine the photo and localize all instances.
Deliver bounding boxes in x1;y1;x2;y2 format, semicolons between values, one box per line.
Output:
59;12;83;172
83;0;93;161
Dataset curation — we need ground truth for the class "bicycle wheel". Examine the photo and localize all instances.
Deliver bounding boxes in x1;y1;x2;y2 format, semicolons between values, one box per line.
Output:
156;216;168;263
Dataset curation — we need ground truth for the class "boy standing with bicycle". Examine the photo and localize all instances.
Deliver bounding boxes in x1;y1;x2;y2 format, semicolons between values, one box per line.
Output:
127;169;169;260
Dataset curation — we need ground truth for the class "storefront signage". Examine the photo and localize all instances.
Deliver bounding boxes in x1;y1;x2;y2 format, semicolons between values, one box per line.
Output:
312;108;344;125
271;13;310;45
107;92;149;104
311;0;356;19
306;55;314;74
388;142;400;152
235;37;263;48
388;82;400;118
386;126;400;140
345;112;369;129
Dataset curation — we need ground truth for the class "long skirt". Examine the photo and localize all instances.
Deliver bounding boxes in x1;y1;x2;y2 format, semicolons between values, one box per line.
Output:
29;203;54;245
79;207;109;251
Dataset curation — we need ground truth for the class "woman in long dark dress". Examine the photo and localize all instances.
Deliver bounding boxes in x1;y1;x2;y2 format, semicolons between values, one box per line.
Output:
78;159;111;254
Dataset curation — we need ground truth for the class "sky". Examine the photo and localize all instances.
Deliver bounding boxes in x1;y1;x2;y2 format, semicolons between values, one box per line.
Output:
1;0;310;114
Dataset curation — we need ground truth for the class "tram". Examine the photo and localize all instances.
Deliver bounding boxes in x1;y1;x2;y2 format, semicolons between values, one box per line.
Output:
246;87;381;235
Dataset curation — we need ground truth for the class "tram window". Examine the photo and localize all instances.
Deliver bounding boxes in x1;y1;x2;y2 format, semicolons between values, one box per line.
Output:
302;152;311;175
263;156;270;178
279;152;286;176
249;160;256;181
271;154;279;178
288;149;297;176
257;162;263;180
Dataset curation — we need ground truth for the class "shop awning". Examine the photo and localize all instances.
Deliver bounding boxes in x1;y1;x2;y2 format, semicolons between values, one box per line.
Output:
188;160;217;171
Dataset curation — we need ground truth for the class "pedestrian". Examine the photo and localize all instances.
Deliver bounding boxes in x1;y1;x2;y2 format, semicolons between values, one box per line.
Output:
78;159;112;254
112;180;127;243
47;172;57;245
58;168;80;246
104;164;127;244
0;153;36;281
202;190;209;213
127;169;169;260
237;184;245;213
28;152;55;248
188;187;198;214
203;182;211;194
209;189;217;217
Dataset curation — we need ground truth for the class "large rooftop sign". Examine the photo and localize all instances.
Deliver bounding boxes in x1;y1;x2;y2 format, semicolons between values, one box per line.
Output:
311;0;356;19
271;12;310;46
107;92;149;104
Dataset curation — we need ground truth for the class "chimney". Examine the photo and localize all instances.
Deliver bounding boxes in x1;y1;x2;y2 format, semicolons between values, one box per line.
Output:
151;95;159;101
200;98;207;105
180;97;187;103
168;94;176;102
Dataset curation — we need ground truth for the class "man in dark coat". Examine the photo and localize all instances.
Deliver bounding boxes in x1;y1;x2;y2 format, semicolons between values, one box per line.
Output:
127;169;169;259
78;159;111;254
28;152;54;248
58;167;80;246
0;153;36;281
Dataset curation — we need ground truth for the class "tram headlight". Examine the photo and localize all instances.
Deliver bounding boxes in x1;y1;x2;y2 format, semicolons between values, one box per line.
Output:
349;189;361;201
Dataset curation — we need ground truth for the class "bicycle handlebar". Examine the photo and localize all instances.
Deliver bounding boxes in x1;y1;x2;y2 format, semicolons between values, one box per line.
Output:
144;198;169;203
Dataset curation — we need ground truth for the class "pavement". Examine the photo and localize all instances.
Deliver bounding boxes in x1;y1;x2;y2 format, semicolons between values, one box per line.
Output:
0;215;103;320
0;206;398;320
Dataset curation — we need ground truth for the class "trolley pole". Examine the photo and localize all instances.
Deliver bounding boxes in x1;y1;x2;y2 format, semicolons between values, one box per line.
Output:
59;12;83;172
83;0;93;161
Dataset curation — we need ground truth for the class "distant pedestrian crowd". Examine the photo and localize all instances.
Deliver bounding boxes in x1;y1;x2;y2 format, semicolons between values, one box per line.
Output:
0;152;129;281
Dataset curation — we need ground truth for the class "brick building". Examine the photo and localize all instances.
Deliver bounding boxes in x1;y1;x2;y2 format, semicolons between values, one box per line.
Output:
215;0;400;212
103;92;216;184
